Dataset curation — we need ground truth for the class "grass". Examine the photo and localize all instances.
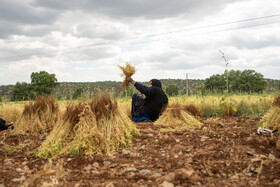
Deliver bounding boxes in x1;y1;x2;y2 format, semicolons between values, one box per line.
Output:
3;144;16;155
167;94;274;117
0;94;275;122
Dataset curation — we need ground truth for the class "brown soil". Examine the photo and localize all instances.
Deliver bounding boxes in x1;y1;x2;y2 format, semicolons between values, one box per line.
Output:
1;117;280;187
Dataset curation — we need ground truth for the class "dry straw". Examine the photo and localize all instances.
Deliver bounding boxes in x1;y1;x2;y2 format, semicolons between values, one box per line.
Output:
118;62;136;89
24;160;66;187
36;93;140;159
14;95;60;134
154;103;202;130
260;95;280;131
0;104;23;123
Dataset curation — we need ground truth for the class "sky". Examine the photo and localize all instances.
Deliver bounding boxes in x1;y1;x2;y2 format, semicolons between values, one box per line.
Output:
0;0;280;85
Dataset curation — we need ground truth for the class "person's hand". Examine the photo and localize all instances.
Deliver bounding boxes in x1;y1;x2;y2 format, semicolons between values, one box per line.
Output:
126;76;135;85
140;92;145;99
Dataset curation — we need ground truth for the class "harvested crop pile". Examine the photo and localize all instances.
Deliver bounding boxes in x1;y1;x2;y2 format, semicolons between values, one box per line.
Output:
118;62;136;89
260;95;280;131
36;93;140;159
183;104;199;116
154;103;202;130
15;95;60;134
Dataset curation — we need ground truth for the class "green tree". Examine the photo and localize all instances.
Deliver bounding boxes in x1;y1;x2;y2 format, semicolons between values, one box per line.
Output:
228;70;241;92
10;82;32;101
166;84;179;96
30;71;58;96
237;69;267;93
72;88;84;99
204;69;266;94
204;74;226;93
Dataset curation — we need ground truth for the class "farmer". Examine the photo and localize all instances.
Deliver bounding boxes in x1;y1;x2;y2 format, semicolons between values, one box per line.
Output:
126;77;168;122
0;118;14;131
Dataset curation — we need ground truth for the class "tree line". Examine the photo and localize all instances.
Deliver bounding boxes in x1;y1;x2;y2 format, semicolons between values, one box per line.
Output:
0;69;279;101
202;69;268;94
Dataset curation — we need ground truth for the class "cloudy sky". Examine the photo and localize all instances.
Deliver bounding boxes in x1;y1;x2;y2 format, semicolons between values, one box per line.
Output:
0;0;279;85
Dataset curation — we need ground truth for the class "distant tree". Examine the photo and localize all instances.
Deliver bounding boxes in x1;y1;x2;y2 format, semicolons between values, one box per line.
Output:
120;86;135;97
72;88;84;99
204;74;226;93
237;69;267;93
10;82;32;101
55;93;63;100
228;70;241;92
30;71;58;96
204;69;266;94
66;95;71;100
166;84;179;96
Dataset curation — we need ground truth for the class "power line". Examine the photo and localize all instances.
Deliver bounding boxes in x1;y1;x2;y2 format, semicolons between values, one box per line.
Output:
0;14;279;62
145;14;280;38
123;20;280;46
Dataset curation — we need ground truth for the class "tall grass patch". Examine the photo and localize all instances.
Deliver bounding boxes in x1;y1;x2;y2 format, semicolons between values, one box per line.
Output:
168;95;273;117
0;102;24;122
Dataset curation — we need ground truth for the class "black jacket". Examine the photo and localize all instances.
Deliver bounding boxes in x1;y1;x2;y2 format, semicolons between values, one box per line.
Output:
0;118;6;131
134;79;168;120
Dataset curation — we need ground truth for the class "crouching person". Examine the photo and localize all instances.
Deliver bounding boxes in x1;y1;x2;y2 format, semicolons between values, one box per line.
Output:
0;118;14;131
126;77;168;122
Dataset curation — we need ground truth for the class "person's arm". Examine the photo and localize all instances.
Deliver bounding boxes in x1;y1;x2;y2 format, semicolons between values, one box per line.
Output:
134;82;151;96
126;77;151;96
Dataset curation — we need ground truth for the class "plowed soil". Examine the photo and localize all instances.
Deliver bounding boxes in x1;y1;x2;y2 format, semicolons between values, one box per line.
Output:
1;117;280;187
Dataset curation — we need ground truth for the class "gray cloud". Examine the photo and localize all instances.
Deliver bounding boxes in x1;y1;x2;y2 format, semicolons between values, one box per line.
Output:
0;0;60;39
73;23;128;40
0;21;20;38
229;34;280;50
34;0;242;19
0;0;59;25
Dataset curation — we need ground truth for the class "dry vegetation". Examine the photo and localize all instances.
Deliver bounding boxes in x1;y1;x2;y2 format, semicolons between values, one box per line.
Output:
118;62;136;89
260;95;280;131
14;95;60;134
36;93;140;159
155;103;202;130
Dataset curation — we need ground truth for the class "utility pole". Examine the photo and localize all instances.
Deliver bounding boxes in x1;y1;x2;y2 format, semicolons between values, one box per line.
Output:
186;73;189;96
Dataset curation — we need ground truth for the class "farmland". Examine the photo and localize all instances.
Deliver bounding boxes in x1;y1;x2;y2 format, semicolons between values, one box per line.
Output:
1;94;280;186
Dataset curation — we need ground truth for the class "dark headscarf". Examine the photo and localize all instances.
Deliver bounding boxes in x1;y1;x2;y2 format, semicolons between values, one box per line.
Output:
151;79;162;88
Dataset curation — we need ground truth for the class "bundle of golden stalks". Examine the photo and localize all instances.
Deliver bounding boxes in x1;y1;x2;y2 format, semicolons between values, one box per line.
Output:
0;104;22;124
118;62;136;89
154;103;202;130
36;93;140;159
14;95;60;134
260;95;280;131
